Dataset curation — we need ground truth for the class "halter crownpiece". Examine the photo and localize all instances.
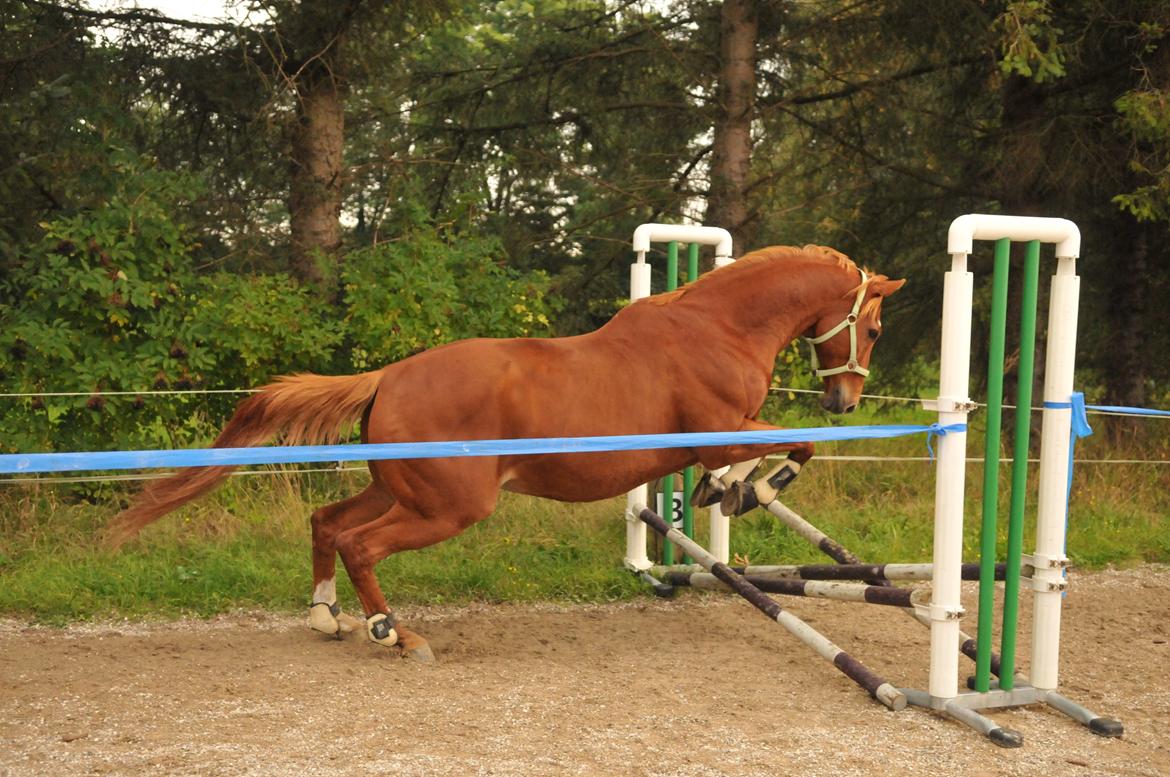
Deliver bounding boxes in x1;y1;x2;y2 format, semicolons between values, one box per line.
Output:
806;269;871;379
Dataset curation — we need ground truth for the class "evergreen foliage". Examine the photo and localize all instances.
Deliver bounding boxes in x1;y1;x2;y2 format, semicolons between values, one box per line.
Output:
2;0;1169;454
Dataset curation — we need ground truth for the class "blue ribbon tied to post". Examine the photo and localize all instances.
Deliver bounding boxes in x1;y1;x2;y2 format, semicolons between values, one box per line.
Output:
1043;392;1094;523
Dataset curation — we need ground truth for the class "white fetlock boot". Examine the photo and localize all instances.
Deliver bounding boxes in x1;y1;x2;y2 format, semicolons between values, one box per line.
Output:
366;613;399;647
752;458;804;506
308;601;341;636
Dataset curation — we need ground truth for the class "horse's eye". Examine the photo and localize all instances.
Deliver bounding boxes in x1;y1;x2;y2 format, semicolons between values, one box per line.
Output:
868;328;880;340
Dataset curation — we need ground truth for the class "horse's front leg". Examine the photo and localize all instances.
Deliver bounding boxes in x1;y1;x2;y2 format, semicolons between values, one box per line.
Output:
720;443;814;515
692;418;815;516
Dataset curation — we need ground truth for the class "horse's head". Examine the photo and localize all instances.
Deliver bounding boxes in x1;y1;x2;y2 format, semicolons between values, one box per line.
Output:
806;271;905;414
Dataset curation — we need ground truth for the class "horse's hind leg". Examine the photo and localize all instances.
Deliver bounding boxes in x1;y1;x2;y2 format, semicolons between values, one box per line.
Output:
308;484;394;636
334;497;492;662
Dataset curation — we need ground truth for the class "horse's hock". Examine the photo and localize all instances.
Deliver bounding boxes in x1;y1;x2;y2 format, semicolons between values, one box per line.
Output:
625;217;1123;747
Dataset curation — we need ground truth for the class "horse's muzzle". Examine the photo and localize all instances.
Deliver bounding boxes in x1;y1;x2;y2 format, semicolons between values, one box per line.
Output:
820;386;858;414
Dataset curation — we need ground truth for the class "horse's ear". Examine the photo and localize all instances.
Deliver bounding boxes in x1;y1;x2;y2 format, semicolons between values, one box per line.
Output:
869;277;906;297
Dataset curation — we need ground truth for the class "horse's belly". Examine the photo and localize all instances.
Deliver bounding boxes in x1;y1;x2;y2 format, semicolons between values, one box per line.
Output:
501;449;696;502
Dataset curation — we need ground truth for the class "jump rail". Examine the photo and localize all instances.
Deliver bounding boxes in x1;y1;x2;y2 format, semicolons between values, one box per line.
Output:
638;507;906;710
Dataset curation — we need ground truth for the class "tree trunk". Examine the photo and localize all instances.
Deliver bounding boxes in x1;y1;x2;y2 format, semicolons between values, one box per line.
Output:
1102;222;1149;408
706;0;758;256
289;67;345;287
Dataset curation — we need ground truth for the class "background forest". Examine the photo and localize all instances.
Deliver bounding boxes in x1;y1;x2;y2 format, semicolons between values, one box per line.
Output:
3;0;1170;454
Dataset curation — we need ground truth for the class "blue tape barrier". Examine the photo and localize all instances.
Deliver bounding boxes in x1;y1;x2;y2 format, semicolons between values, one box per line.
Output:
0;423;966;476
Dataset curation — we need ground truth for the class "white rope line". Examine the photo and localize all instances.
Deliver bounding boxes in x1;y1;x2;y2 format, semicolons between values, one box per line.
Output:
0;388;259;398
771;386;929;405
769;385;1168;418
0;384;1163;420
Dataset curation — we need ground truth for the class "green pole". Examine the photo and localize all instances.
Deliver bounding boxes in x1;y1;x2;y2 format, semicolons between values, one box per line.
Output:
975;238;1011;693
681;242;700;562
661;241;680;566
681;468;694;563
999;240;1041;690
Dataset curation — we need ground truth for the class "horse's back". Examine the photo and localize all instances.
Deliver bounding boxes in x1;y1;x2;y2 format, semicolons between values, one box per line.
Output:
361;332;698;500
366;333;660;441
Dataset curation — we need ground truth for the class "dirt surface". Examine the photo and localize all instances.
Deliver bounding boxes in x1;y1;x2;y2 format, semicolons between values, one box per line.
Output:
1;566;1168;777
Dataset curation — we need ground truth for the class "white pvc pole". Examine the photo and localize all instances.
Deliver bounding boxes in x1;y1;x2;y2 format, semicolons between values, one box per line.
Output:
947;214;1080;261
708;466;731;564
928;255;974;700
709;255;736;565
630;261;651;301
625;484;652;571
1031;257;1080;690
623;260;654;571
625;228;736;571
632;223;734;263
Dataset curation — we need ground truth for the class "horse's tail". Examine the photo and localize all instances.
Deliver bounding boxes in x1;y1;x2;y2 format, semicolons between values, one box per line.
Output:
106;369;385;548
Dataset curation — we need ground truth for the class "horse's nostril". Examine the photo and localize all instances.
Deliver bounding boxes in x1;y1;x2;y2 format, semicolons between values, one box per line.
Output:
843;403;857;414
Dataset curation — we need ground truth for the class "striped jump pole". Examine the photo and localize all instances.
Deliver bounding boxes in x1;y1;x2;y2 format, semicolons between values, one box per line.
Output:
765;500;865;566
764;498;1014;676
638;507;906;711
754;494;1120;745
763;497;1027;745
656;562;1007;583
662;570;927;608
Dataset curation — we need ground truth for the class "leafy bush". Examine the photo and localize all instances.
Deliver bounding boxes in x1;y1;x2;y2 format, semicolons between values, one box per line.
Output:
1;155;216;452
0;153;560;454
342;215;558;370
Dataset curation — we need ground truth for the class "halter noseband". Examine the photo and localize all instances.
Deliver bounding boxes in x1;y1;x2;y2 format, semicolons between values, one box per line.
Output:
806;269;870;379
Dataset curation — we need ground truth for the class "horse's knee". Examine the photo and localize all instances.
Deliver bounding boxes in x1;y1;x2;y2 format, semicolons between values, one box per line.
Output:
309;506;328;530
310;506;342;552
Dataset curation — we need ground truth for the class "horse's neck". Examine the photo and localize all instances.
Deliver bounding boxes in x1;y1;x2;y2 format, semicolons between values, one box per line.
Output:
679;257;850;358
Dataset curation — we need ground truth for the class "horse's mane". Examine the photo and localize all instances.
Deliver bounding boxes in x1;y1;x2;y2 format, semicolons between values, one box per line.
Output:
642;244;865;306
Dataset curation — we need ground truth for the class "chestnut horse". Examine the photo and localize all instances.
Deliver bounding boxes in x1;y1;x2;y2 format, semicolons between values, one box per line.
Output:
108;244;904;660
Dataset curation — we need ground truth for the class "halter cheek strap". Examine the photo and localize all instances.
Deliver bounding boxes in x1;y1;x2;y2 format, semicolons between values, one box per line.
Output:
806;269;870;379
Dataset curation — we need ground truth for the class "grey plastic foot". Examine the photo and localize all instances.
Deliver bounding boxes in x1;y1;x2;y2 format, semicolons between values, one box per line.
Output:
989;727;1024;748
638;571;676;598
1089;717;1124;737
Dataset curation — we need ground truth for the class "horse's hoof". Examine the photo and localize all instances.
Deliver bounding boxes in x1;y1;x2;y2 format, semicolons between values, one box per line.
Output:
336;612;364;634
406;643;436;663
720;480;759;516
395;626;435;663
366;613;399;647
308;601;341;636
689;474;724;507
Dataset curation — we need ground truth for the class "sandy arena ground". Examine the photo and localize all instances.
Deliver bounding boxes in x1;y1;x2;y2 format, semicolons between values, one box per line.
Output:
1;566;1168;776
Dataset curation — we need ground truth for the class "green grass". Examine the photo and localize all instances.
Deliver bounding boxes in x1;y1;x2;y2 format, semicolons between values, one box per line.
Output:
1;402;1168;623
0;473;644;624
